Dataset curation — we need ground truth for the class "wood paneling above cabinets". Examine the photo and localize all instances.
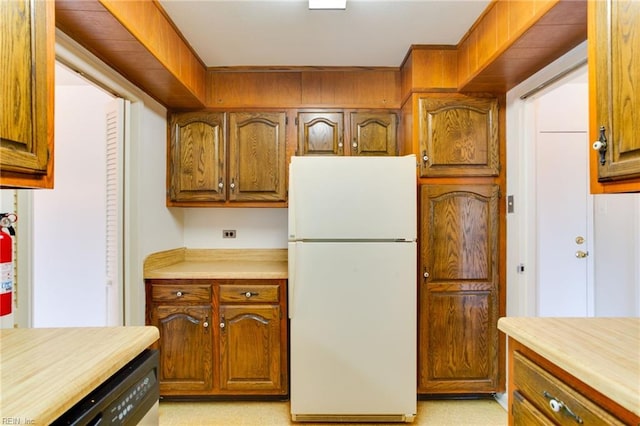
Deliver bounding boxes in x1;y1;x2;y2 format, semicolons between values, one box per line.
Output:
207;69;401;109
400;46;459;98
457;0;587;93
55;0;587;110
55;0;207;109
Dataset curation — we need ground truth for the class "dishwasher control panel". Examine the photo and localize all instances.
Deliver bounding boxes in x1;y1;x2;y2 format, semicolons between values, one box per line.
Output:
52;349;159;426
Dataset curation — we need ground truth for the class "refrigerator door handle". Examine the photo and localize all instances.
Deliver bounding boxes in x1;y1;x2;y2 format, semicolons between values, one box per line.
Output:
288;161;297;240
288;242;296;319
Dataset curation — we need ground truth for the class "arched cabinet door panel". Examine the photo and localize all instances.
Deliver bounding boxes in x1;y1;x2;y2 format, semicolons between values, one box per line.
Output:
418;96;499;177
418;184;501;394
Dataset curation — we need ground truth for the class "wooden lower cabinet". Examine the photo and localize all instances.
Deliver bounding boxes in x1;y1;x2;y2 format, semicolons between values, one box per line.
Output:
153;304;214;394
146;279;288;398
508;340;631;425
418;184;502;394
218;281;285;393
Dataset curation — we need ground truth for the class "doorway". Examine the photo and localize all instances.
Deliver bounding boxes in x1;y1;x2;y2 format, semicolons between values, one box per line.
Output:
507;41;640;319
529;67;592;316
31;62;124;327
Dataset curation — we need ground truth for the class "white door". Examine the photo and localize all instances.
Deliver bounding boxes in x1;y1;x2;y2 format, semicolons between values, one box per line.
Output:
534;71;591;317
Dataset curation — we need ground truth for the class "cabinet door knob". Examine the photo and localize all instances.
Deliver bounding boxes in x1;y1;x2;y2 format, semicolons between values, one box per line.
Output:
203;316;209;328
218;178;224;189
423;271;430;278
592;126;608;165
230;178;236;192
575;250;588;258
176;291;183;297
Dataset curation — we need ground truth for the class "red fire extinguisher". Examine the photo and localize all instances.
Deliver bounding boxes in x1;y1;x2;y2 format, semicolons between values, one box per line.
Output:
0;213;17;317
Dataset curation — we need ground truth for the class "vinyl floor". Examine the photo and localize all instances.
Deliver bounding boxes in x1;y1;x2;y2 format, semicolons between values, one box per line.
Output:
159;399;507;426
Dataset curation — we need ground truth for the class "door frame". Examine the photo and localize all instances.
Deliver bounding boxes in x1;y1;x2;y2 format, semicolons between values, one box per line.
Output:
14;31;149;327
505;41;593;318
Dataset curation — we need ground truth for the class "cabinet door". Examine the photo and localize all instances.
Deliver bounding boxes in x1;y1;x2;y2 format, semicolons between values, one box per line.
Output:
168;112;225;202
350;112;397;156
297;112;344;156
418;96;499;177
228;112;286;201
219;304;283;392
0;0;54;188
418;184;500;394
153;305;213;394
592;0;640;182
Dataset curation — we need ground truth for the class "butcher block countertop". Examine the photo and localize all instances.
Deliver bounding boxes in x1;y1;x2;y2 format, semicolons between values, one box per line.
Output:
0;326;158;425
144;248;288;279
498;317;640;417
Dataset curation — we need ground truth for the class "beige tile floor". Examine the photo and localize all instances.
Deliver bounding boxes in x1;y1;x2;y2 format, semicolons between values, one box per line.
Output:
159;399;507;425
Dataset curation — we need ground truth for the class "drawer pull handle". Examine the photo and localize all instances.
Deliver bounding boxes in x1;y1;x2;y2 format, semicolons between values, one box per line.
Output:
242;291;259;298
543;391;583;424
176;291;184;297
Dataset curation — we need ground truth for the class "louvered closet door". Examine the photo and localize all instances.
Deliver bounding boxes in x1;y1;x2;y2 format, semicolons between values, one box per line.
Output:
105;98;126;326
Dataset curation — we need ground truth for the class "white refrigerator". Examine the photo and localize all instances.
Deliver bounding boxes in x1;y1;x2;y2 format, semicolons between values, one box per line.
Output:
288;155;417;423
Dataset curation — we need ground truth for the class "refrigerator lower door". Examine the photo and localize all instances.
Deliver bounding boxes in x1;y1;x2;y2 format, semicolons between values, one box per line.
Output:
289;241;416;422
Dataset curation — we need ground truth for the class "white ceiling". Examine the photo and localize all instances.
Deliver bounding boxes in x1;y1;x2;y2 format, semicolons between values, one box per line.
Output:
158;0;491;68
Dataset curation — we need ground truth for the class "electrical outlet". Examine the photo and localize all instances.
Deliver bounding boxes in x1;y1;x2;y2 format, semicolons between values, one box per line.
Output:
222;229;236;239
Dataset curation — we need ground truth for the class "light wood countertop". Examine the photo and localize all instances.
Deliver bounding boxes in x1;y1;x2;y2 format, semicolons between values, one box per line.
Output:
0;326;159;425
143;248;288;279
498;317;640;417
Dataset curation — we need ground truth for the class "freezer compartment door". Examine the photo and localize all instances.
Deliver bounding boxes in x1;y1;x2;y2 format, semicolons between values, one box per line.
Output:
288;155;417;241
289;241;417;418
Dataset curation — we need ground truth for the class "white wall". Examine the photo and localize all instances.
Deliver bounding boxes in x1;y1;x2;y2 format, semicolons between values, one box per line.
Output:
32;65;113;327
183;208;287;248
593;194;640;316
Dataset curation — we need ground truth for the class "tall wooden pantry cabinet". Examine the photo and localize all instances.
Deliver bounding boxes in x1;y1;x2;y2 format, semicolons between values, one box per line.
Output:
416;94;504;395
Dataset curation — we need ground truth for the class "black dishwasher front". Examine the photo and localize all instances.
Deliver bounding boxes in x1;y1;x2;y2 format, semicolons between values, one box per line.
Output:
52;349;159;426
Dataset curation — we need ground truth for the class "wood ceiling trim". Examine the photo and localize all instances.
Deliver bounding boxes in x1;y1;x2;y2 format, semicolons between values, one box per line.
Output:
458;0;587;93
55;0;206;109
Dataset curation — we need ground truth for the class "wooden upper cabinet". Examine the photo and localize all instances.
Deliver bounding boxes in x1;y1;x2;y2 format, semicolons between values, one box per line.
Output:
228;112;287;202
297;111;398;156
590;0;640;188
418;96;499;177
297;112;344;156
169;112;226;202
350;112;397;156
0;0;54;189
418;184;501;394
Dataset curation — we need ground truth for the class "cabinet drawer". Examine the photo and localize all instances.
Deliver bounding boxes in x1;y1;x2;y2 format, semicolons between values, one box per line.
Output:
151;284;212;303
513;351;625;425
219;284;280;303
512;390;555;426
